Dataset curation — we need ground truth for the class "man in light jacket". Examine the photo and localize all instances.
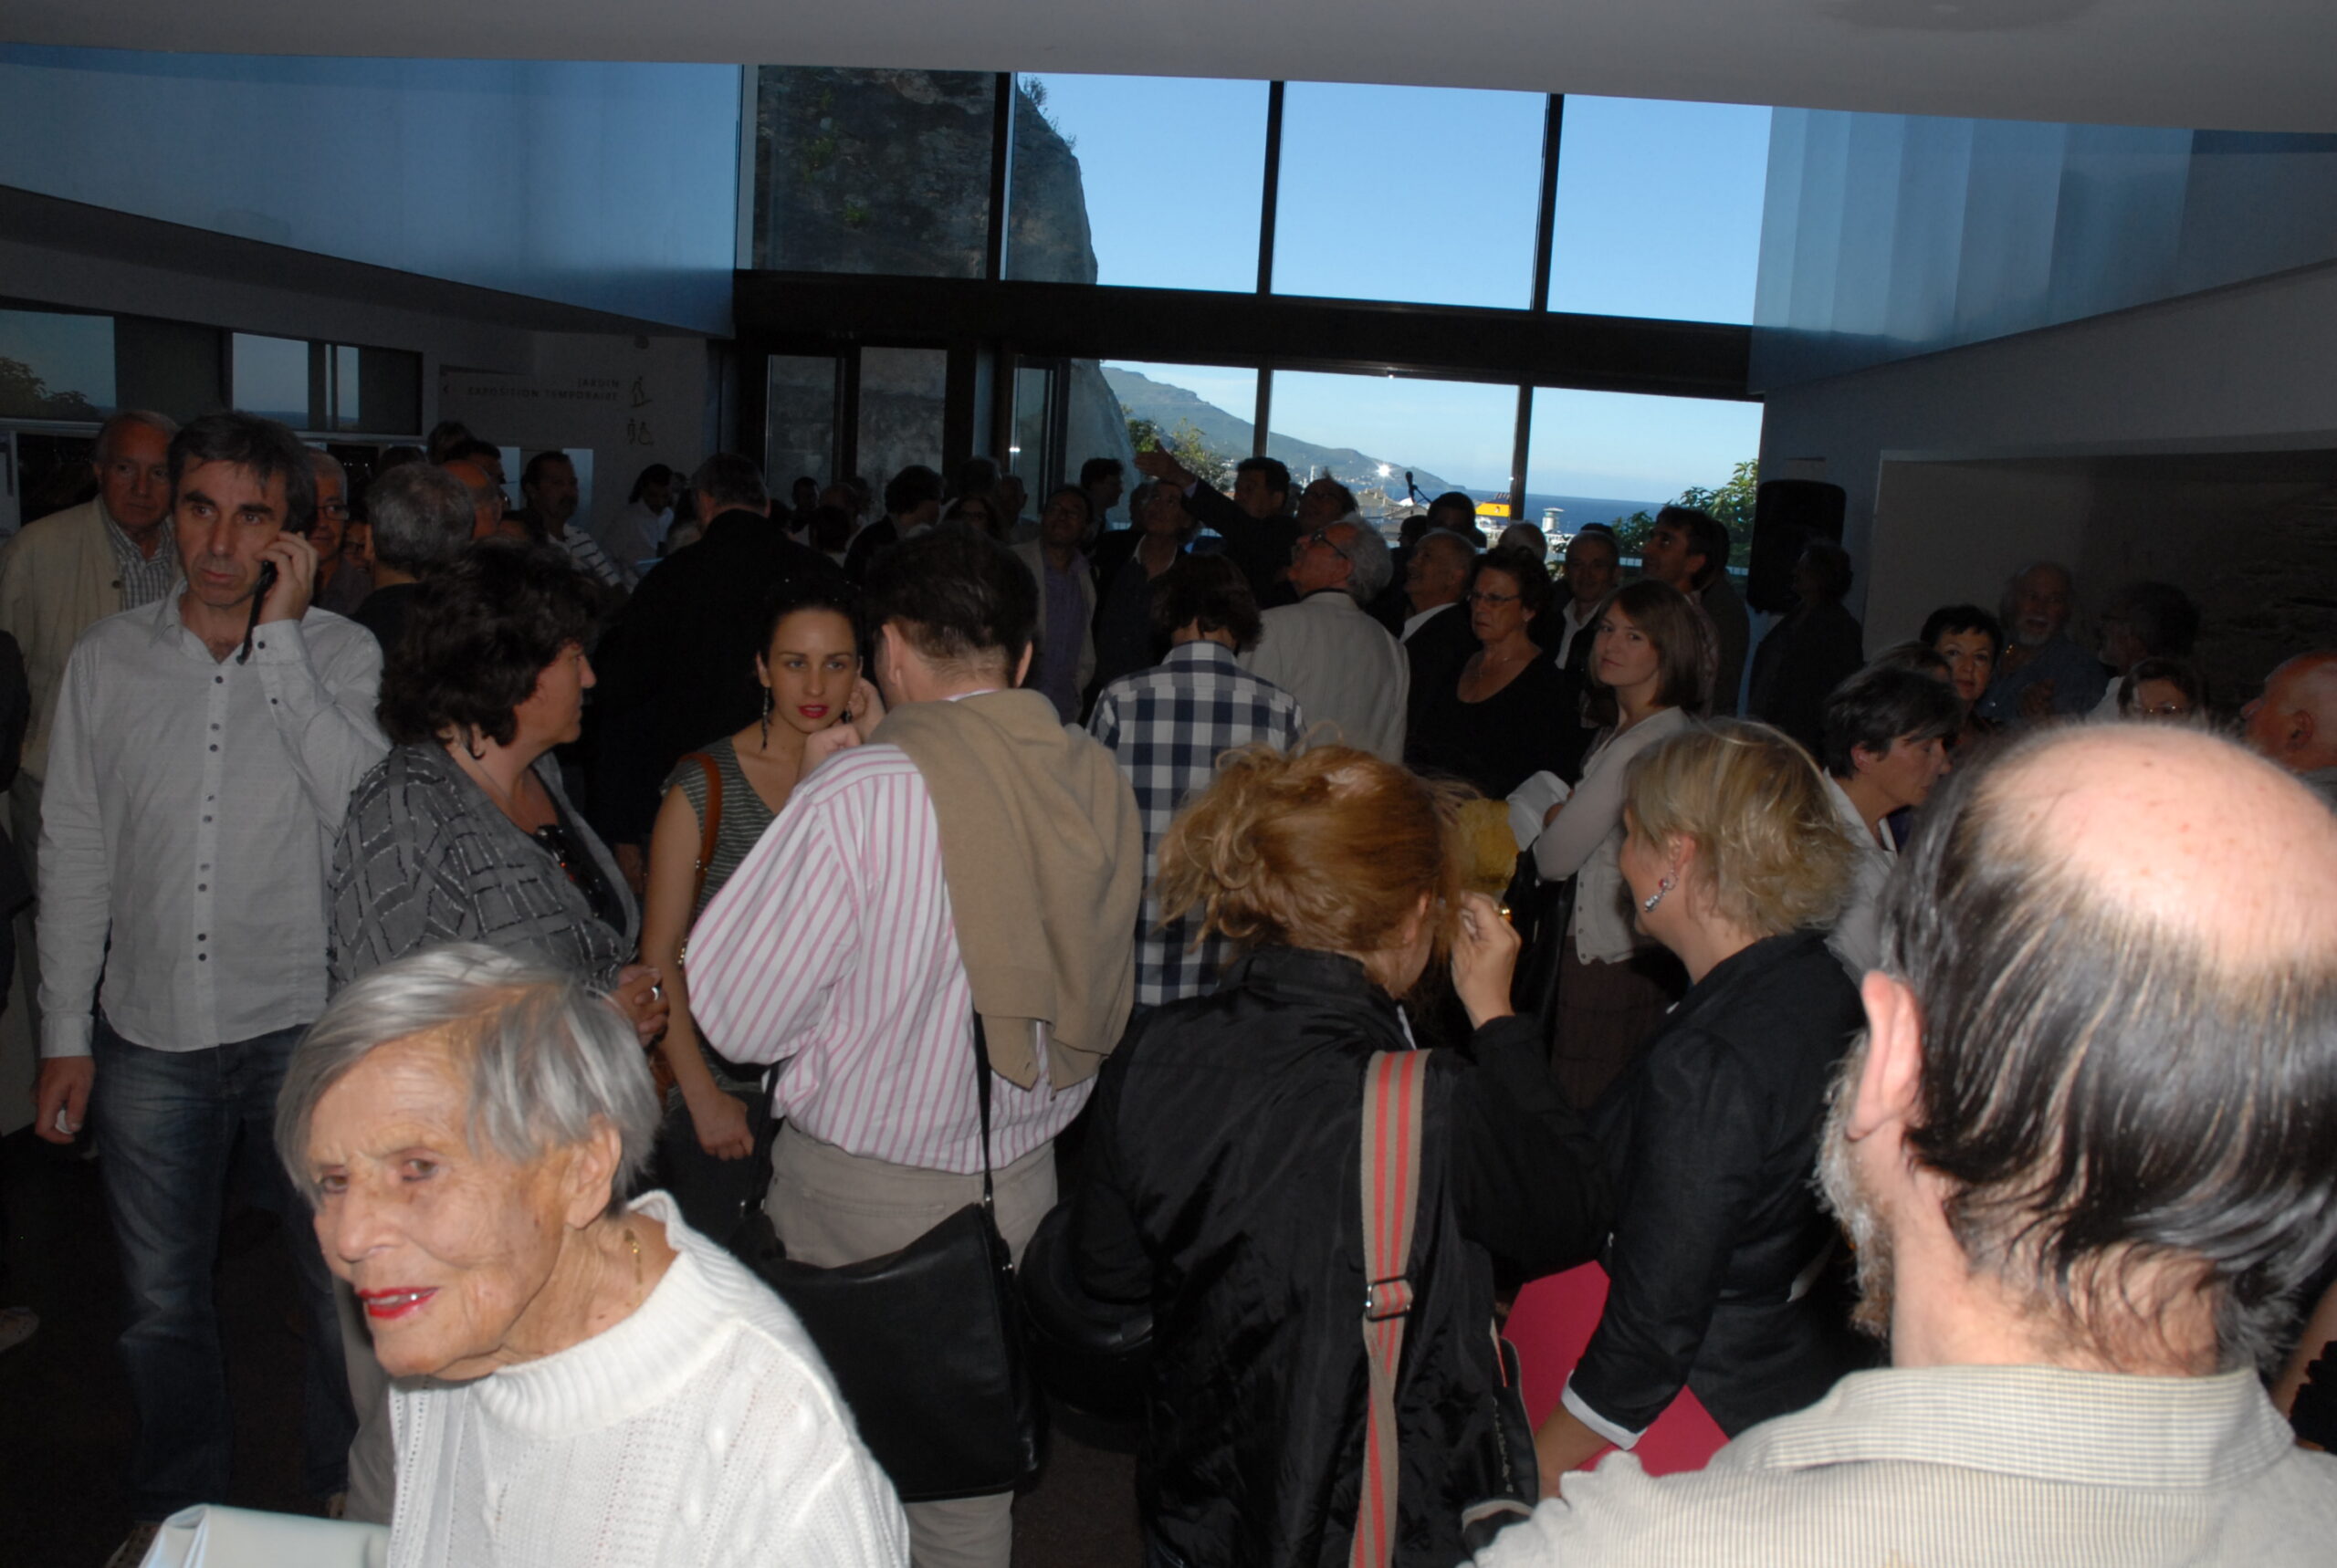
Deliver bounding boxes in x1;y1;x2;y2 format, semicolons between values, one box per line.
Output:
1242;511;1409;761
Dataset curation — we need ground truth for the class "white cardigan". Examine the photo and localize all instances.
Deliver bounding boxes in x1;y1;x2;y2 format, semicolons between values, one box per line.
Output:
388;1192;908;1568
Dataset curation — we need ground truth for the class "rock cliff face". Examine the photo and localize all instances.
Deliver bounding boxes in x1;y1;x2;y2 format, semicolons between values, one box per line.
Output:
752;68;1134;497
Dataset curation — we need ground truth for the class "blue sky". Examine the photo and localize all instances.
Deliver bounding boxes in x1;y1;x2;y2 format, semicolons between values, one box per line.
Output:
1034;73;1772;501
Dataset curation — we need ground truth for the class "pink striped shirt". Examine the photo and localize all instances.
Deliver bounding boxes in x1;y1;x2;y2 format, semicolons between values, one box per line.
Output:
684;743;1091;1174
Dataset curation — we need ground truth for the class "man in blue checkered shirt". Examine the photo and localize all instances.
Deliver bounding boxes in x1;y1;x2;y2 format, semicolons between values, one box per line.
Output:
1088;555;1305;1007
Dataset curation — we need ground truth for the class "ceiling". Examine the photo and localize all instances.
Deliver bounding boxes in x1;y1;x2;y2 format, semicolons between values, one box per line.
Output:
6;0;2337;136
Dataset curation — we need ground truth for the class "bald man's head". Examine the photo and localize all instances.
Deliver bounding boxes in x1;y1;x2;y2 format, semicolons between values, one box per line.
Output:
2243;651;2337;777
1871;722;2337;1369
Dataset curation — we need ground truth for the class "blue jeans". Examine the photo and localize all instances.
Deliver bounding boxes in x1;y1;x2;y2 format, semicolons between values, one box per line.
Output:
93;1017;354;1520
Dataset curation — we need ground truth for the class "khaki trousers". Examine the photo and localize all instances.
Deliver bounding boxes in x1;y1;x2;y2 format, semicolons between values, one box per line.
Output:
765;1125;1056;1568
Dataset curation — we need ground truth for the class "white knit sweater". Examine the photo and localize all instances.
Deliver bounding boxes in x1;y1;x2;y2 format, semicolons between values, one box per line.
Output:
387;1192;909;1568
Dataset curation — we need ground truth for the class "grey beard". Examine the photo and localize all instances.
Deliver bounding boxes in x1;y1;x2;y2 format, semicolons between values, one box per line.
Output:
1818;1036;1895;1343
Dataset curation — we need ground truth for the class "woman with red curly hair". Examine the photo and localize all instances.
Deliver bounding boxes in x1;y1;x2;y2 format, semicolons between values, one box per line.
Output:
1067;744;1609;1568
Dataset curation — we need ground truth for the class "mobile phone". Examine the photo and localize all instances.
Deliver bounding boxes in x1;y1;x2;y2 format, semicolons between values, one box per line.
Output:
237;560;278;664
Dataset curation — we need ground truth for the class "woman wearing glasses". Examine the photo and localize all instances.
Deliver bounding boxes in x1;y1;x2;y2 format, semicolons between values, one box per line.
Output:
328;539;667;1044
1405;545;1577;799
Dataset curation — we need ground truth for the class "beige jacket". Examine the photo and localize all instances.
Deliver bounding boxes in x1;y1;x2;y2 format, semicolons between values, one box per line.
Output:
877;687;1142;1091
0;499;129;781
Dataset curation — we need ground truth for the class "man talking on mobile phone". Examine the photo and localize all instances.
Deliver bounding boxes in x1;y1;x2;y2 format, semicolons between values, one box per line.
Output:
32;410;387;1564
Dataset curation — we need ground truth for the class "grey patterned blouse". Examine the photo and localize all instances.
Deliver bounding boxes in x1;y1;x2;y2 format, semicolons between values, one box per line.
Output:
329;744;638;993
661;735;780;922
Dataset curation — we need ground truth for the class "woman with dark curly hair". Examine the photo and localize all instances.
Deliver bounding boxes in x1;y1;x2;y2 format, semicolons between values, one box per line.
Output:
327;540;667;1043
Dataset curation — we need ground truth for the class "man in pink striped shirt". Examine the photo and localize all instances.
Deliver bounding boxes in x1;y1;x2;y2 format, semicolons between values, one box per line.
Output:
688;527;1141;1568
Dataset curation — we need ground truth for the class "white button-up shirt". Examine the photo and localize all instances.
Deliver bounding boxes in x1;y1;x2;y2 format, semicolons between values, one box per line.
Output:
1824;773;1893;979
37;592;387;1057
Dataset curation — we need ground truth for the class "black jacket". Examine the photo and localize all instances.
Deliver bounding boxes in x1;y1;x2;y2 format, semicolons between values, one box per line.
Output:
1400;602;1478;742
590;509;844;842
1571;929;1875;1437
1182;482;1298;610
1072;947;1609;1568
1746;599;1865;758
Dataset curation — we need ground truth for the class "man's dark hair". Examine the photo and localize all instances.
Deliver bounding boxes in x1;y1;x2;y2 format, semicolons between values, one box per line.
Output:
448;438;503;468
1877;727;2337;1369
424;420;474;465
1079;456;1124;489
884;465;946;519
1150;554;1263;652
521;450;573;489
688;453;769;515
953;456;1001;498
1234;455;1292;503
864;526;1037;674
1798;539;1855;604
379;540;603;747
2107;580;2202;660
806;504;854;554
1658;505;1731;591
1820;664;1962;778
365;463;473;573
168;412;319;536
1429;491;1476;524
1919;603;2005;664
1475;544;1553;617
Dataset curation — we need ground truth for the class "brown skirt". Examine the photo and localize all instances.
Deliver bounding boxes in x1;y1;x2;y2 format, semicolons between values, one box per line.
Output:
1550;940;1688;1110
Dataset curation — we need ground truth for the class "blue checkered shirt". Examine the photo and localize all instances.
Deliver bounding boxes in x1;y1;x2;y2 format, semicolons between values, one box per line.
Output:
1088;639;1305;1006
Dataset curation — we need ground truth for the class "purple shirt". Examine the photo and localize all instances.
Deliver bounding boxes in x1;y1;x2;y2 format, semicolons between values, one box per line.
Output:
1038;555;1089;721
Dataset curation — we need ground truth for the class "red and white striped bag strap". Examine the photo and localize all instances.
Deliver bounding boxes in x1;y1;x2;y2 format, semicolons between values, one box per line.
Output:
1351;1048;1429;1568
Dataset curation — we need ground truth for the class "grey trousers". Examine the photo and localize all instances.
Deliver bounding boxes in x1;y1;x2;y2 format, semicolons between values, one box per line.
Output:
765;1125;1056;1568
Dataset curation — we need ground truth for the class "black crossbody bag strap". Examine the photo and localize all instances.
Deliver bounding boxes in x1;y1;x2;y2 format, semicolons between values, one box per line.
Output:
970;1013;998;1209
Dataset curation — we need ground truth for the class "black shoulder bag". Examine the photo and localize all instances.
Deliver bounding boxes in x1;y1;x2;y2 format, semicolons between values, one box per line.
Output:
734;1018;1048;1500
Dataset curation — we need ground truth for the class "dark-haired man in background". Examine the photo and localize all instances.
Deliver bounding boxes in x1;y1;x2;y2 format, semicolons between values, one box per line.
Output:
590;453;842;882
691;527;1140;1568
33;411;384;1559
1481;722;2337;1567
844;463;945;583
1638;504;1747;715
1133;449;1301;609
517;449;625;591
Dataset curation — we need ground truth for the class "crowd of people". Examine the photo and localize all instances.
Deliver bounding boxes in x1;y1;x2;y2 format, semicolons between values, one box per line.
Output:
2;403;2334;1568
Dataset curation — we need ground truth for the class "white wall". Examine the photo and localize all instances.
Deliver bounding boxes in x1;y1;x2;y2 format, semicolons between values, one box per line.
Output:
1759;256;2337;643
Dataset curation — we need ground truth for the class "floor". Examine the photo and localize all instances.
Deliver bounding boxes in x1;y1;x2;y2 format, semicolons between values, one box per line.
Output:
0;1127;1143;1568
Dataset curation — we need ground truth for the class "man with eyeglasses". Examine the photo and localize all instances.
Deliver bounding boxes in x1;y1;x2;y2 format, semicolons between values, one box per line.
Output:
0;408;182;1047
306;449;373;617
1241;513;1410;762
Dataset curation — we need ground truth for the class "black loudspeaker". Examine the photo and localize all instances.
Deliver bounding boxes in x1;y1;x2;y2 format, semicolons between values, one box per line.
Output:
1745;480;1848;615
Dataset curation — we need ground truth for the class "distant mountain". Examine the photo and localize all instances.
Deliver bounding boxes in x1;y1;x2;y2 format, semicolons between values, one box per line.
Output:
1104;367;1457;498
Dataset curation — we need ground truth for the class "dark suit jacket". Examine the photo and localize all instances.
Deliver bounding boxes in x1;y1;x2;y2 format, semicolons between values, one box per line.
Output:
592;509;845;843
1403;601;1480;739
842;515;901;584
1746;600;1865;758
1181;483;1297;610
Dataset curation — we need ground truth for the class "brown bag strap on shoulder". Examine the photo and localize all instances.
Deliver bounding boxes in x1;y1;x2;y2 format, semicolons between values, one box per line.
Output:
1352;1047;1429;1568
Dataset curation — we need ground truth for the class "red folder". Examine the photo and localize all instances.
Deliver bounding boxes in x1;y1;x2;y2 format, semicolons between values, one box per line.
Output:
1507;1262;1728;1477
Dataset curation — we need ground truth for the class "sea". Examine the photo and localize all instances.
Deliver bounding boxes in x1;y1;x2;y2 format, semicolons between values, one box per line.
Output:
1462;490;1664;532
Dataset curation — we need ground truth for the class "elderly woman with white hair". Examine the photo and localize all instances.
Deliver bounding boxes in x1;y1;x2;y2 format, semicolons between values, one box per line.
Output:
277;944;907;1568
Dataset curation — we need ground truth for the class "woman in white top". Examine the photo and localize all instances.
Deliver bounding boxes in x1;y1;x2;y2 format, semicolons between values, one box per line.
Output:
1817;664;1960;977
277;944;907;1568
1532;580;1709;1107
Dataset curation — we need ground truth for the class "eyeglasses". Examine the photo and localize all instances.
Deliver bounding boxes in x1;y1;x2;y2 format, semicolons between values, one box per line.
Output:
1305;528;1355;560
2138;702;2194;716
1465;590;1519;606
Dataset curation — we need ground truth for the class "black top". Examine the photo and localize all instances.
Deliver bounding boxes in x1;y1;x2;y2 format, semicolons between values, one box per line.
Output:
1405;652;1576;800
351;580;422;658
1073;947;1609;1568
589;508;844;843
1572;928;1874;1437
1182;481;1299;611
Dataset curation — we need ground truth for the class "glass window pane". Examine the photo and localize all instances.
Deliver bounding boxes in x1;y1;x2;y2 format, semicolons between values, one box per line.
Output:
766;355;840;491
1273;83;1545;308
1549;96;1772;323
1006;74;1267;291
855;347;948;493
1099;361;1258;528
0;308;116;420
1011;362;1055;485
232;332;310;426
752;67;995;278
1525;386;1764;567
1265;370;1519;527
331;344;362;432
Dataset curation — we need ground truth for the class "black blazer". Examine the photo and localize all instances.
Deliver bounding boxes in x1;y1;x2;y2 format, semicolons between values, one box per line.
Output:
1570;929;1875;1437
1402;601;1479;738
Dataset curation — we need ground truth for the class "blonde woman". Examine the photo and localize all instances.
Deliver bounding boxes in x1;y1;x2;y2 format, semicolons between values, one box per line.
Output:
1535;720;1873;1484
